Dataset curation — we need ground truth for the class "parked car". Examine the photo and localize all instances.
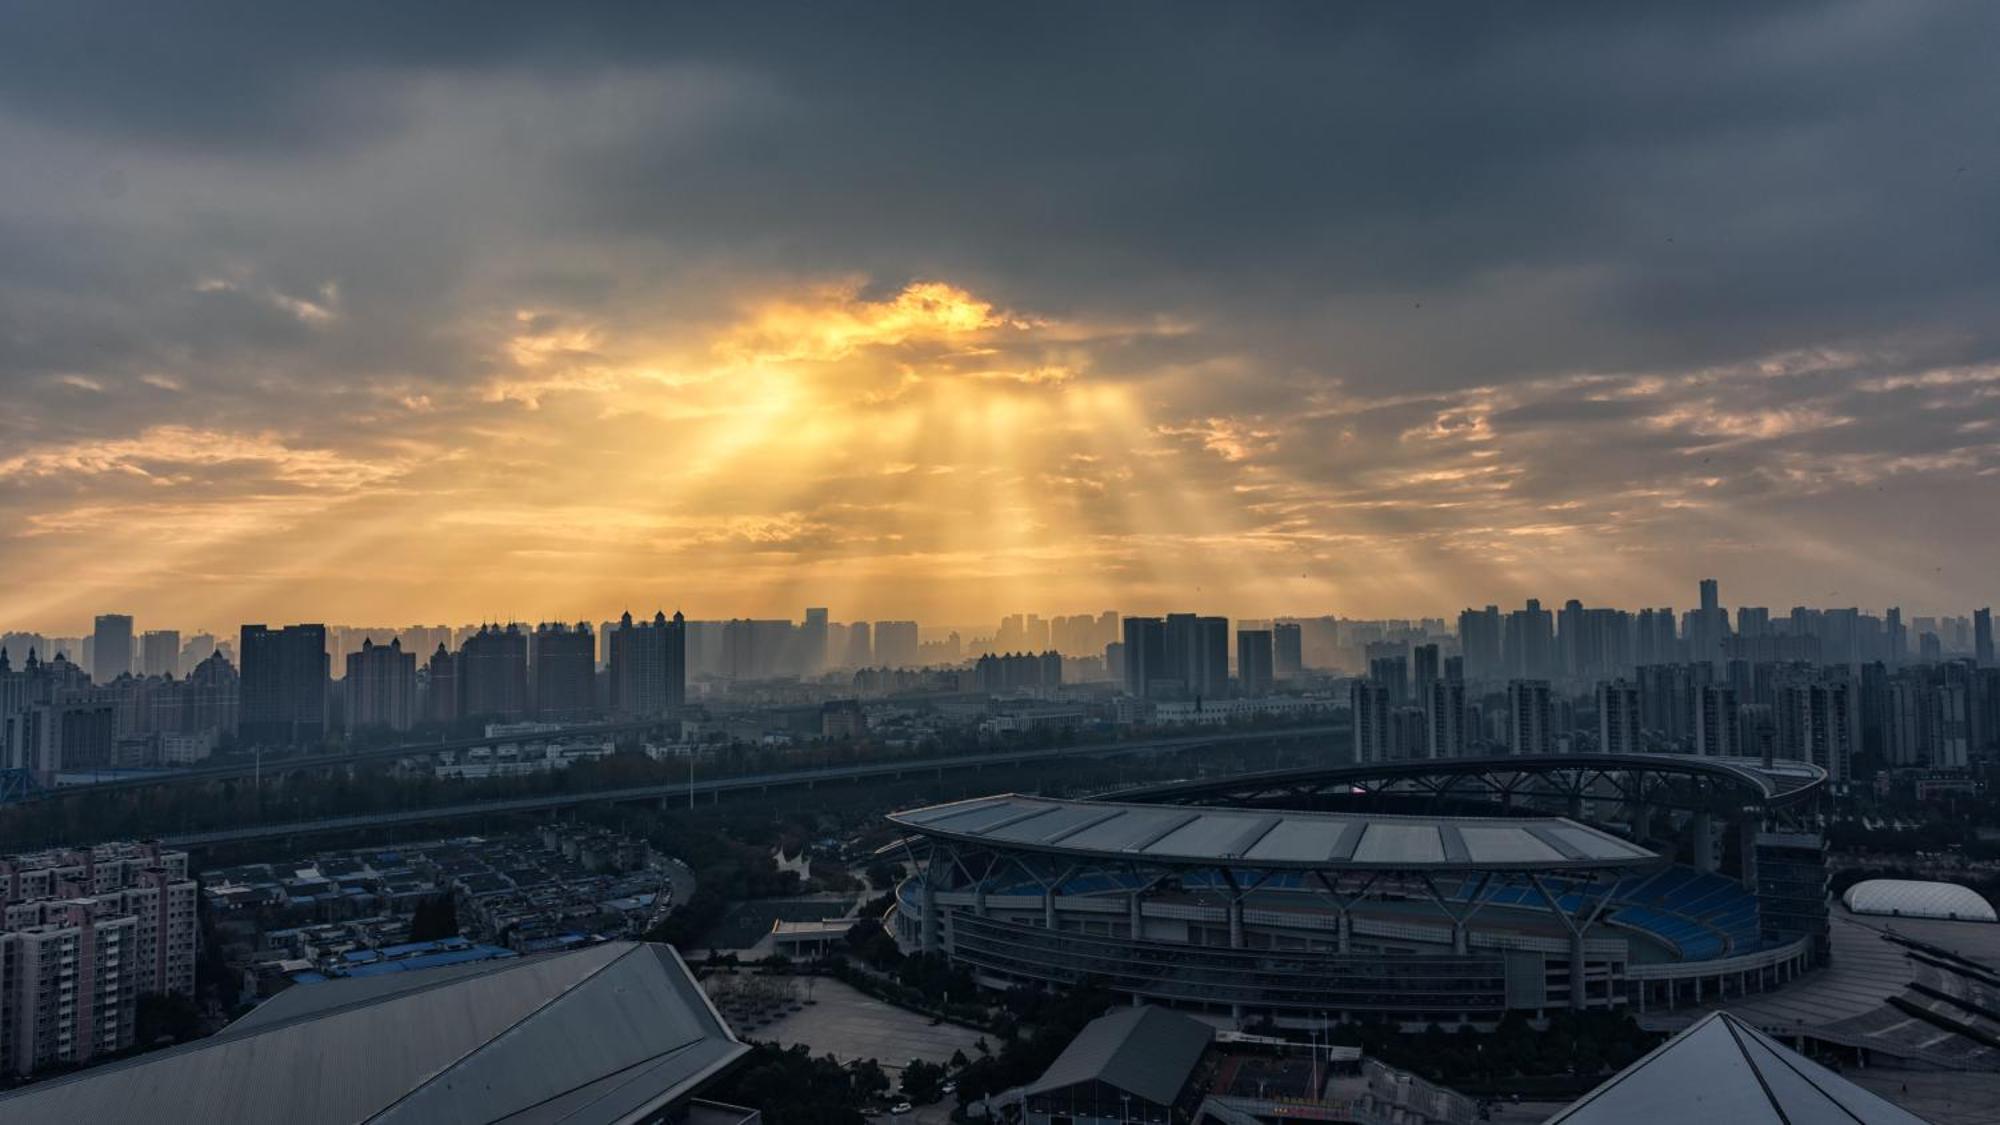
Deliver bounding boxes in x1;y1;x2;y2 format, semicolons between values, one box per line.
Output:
889;1103;913;1115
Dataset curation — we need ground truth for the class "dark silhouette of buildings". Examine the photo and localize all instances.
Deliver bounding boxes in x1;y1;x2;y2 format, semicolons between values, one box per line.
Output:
238;623;329;748
531;622;596;720
345;638;416;732
459;625;529;720
609;611;685;717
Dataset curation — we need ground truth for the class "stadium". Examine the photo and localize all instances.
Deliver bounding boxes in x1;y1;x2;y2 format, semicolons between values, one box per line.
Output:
887;754;1831;1028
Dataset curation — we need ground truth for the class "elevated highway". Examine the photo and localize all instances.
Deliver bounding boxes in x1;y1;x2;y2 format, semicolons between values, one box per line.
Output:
156;723;1344;849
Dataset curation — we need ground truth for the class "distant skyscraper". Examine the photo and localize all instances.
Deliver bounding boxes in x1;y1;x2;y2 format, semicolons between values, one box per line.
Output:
1692;684;1740;757
532;622;596;720
345;638;417;732
874;621;919;668
1121;617;1167;698
1503;601;1554;679
1350;679;1390;763
140;630;180;679
801;607;829;674
1506;679;1553;755
1236;630;1274;697
1427;678;1467;759
424;644;459;723
238;623;329;747
1977;608;1994;668
1368;654;1409;707
1412;644;1440;711
1273;622;1303;682
179;633;216;671
1458;606;1503;683
92;614;133;681
843;621;872;668
459;625;530;719
1597;680;1641;755
1776;676;1856;784
608;611;686;717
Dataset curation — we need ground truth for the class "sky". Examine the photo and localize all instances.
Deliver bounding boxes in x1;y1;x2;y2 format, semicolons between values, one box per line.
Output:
2;3;1997;634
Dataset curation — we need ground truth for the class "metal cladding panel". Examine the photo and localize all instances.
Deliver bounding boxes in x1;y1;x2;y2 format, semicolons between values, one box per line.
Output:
1144;811;1277;858
0;942;743;1125
1456;826;1566;865
1547;1013;1926;1125
987;803;1126;845
1545;824;1651;862
912;798;1043;834
1351;823;1446;865
1242;819;1346;863
1058;809;1191;852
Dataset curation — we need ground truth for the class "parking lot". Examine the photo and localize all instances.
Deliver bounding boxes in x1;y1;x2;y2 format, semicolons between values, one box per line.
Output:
754;977;988;1073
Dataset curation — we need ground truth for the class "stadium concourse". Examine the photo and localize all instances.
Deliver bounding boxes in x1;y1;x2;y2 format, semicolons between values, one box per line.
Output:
886;754;1833;1030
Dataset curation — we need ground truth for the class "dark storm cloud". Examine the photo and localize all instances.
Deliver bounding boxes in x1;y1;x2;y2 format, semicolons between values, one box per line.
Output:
1;1;1997;624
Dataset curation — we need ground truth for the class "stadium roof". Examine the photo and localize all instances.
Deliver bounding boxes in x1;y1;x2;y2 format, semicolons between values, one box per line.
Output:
0;941;746;1125
1547;1011;1924;1124
1022;1006;1213;1107
890;794;1661;873
1844;878;1998;923
1115;753;1827;810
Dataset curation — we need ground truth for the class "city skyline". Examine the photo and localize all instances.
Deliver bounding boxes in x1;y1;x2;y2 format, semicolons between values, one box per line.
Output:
5;6;2000;628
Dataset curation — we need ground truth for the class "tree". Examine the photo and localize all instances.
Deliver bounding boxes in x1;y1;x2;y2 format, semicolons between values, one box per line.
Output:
901;1058;946;1103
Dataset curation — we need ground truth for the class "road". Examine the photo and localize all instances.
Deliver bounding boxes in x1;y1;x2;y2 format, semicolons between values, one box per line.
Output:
155;723;1345;848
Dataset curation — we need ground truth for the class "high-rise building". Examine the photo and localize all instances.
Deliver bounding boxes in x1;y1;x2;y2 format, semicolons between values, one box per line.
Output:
531;622;596;720
874;621;920;669
1458;606;1503;683
1121;617;1167;699
1273;623;1303;682
801;607;829;675
1236;630;1274;697
92;614;134;681
238;623;328;747
1350;679;1390;763
1427;678;1467;759
608;611;686;717
459;625;529;720
344;638;416;732
178;632;216;672
1776;676;1856;785
0;841;197;1075
139;630;180;679
1597;680;1641;755
1503;601;1554;680
1368;654;1409;707
1160;614;1228;700
1411;644;1440;712
1977;607;1994;668
1506;679;1553;755
1692;684;1740;757
423;644;459;724
841;621;872;669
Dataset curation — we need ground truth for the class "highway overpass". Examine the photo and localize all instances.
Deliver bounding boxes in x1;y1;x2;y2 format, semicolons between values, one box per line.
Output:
159;723;1345;848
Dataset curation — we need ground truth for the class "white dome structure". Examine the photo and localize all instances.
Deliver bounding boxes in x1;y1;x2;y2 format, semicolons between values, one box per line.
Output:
1843;878;1997;923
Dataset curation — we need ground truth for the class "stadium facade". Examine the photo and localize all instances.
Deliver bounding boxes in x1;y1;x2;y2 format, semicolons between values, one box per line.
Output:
888;754;1828;1028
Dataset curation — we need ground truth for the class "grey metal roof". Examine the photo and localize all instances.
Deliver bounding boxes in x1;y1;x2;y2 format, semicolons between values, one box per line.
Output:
1547;1012;1927;1124
0;941;747;1125
890;794;1659;872
1022;1006;1213;1107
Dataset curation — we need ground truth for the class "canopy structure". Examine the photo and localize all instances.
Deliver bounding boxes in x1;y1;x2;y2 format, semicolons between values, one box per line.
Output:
1844;878;1998;923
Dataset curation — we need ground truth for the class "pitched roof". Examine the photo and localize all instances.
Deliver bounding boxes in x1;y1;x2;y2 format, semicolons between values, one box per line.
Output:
0;941;746;1125
1548;1011;1928;1124
1022;1006;1213;1107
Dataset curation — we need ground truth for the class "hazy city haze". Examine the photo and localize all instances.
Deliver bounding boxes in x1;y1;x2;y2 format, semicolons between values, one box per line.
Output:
3;4;1999;630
